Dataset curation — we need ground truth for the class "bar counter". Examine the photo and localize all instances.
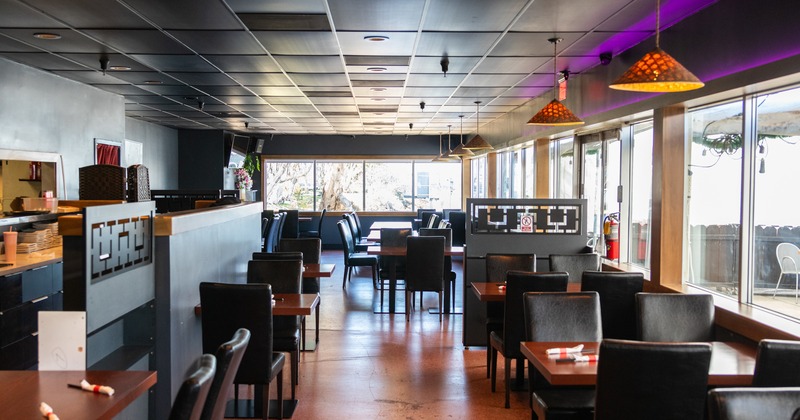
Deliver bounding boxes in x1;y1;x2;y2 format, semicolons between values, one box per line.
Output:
0;247;62;276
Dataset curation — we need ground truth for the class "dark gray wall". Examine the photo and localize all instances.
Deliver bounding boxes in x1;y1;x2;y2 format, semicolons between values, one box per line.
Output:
125;118;179;189
178;129;225;189
0;57;179;198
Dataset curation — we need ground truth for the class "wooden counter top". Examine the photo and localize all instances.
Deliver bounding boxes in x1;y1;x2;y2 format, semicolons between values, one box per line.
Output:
0;247;62;276
154;202;262;236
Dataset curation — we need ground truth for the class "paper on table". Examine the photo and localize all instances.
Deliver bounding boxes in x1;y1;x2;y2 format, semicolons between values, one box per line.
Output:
546;344;584;356
572;354;599;363
40;402;60;420
80;379;115;396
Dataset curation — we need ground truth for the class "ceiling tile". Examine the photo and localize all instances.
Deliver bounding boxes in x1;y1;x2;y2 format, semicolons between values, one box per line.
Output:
407;73;465;87
52;70;125;84
92;83;152;95
252;31;338;55
194;85;253;96
336;32;417;56
229;72;293;86
0;52;85;71
166;72;239;85
0;1;68;27
168;30;265;54
423;0;529;31
273;55;345;73
237;13;331;31
82;29;189;54
248;86;304;96
129;54;218;72
490;32;584;56
0;35;38;52
205;55;280;72
121;0;243;30
462;73;527;87
290;73;349;86
329;0;425;31
415;32;501;56
0;28;106;53
474;56;548;74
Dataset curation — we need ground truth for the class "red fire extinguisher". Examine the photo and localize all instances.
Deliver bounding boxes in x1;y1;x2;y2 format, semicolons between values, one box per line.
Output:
603;213;620;260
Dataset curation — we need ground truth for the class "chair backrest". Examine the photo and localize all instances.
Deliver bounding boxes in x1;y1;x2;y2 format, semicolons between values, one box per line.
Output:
438;219;451;229
448;211;466;246
337;220;356;261
548;253;601;283
595;339;712;420
442;208;460;219
279;209;299;239
419;228;452;246
264;213;283;252
753;339;800;386
380;228;412;247
169;353;216;420
351;212;365;238
261;217;271;247
421;211;443;229
276;212;287;243
252;251;304;261
708;387;800;420
247;259;302;293
522;291;602;342
279;238;321;264
405;236;445;292
417;208;435;219
343;213;359;240
316;208;327;239
426;213;442;228
777;242;800;273
636;293;714;342
503;272;568;358
200;328;250;420
485;253;536;283
580;271;645;340
199;282;277;387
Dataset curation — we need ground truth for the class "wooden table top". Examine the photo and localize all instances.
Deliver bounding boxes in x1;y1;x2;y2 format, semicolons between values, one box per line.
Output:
367;245;464;257
471;282;581;302
195;293;320;317
303;263;335;278
520;341;755;387
368;221;412;230
0;370;156;420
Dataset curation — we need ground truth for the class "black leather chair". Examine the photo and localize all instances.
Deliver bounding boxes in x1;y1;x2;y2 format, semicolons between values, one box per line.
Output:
199;282;285;420
378;227;412;292
580;271;644;340
263;213;283;252
344;212;376;251
448;211;466;247
420;211;443;230
636;293;714;342
252;251;303;261
708;387;800;420
595;339;712;420
337;220;379;289
247;259;302;402
279;238;322;293
200;328;250;420
419;228;456;311
299;208;326;240
279;209;299;239
169;353;217;420
489;271;568;408
752;339;800;386
405;236;445;322
548;253;601;283
524;291;602;418
484;253;536;377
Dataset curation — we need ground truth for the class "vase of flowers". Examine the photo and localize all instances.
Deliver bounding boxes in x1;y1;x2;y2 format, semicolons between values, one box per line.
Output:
234;168;252;201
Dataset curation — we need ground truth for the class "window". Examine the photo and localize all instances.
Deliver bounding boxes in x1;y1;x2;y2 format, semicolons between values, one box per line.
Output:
628;122;654;268
524;146;535;198
550;137;574;198
580;131;621;256
471;156;487;198
264;159;461;212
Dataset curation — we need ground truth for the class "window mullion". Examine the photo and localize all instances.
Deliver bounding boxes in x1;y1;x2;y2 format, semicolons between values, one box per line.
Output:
740;96;758;304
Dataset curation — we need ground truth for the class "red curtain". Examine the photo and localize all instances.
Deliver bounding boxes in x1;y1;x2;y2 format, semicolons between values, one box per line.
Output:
96;144;120;166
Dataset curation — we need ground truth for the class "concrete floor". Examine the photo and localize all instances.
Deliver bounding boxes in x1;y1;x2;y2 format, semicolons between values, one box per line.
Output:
229;250;530;419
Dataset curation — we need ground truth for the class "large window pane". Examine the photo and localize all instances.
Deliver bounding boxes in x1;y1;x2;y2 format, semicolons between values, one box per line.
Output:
471;157;487;198
512;149;523;198
415;162;462;209
524;146;535;198
629;122;653;268
686;101;744;295
316;161;364;211
364;162;412;211
583;139;603;246
557;138;574;198
264;161;314;210
751;87;800;315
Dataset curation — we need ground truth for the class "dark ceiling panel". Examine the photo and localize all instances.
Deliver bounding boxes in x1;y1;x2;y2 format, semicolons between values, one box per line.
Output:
0;35;41;52
337;32;417;56
168;30;265;55
91;83;151;95
226;1;326;14
490;32;583;57
474;57;548;74
166;72;238;86
328;0;425;31
237;14;331;31
121;0;243;30
228;72;293;86
137;84;204;96
0;1;67;27
462;73;527;87
213;95;269;105
290;73;349;86
129;54;218;72
23;0;150;28
423;0;528;31
273;55;345;73
52;70;126;84
124;95;178;105
0;28;107;53
0;52;86;70
61;53;153;72
351;79;405;87
82;29;189;54
107;71;174;85
252;31;338;55
204;55;280;72
194;85;253;96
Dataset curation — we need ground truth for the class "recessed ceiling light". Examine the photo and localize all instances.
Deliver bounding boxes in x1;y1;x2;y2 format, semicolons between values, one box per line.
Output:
364;35;389;42
370;87;387;92
143;80;162;84
108;65;131;71
33;32;61;40
371;98;386;101
373;112;384;115
366;67;388;72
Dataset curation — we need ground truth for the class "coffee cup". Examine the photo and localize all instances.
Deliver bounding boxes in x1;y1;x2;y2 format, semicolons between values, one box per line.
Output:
3;231;17;263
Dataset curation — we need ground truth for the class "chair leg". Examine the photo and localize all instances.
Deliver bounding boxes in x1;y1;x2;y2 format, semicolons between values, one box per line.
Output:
290;349;298;400
405;290;410;322
505;357;511;408
438;291;443;322
277;369;285;419
774;272;784;298
490;346;497;392
262;383;270;420
515;357;524;389
342;263;349;288
487;331;492;378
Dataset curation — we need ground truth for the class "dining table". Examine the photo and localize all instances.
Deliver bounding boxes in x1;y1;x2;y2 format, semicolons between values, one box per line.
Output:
520;341;756;387
471;281;581;302
367;245;464;314
368;221;413;230
0;369;157;420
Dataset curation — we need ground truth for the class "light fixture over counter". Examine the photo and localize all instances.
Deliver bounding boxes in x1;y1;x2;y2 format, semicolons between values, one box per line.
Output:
463;101;493;150
528;37;584;126
449;115;475;158
609;0;703;92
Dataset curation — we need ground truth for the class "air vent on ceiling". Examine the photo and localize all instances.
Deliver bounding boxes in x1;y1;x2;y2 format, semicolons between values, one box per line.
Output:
345;56;410;66
321;112;359;116
351;80;404;87
208;111;249;118
303;91;353;97
237;14;331;31
363;122;393;126
358;107;398;113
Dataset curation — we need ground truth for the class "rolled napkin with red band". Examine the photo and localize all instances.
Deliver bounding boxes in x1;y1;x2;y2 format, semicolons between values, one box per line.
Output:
81;379;115;396
40;402;60;420
572;354;599;363
546;344;584;356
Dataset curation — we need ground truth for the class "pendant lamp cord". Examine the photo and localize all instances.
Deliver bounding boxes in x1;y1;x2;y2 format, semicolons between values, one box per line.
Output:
655;0;661;48
552;38;559;100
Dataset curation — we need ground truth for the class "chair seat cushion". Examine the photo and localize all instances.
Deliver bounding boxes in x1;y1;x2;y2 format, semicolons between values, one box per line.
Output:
489;330;504;352
533;388;596;411
299;231;319;238
273;335;300;351
349;254;378;265
268;352;286;382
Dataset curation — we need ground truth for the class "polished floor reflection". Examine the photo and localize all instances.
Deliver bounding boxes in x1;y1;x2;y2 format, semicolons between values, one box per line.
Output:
229;250;530;419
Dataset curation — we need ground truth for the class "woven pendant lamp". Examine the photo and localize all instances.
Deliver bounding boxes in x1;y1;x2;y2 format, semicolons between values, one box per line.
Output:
528;37;584;126
450;115;475;158
609;0;703;92
464;101;493;150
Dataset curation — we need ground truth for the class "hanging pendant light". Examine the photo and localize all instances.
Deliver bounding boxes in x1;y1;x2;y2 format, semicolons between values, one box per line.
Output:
431;132;449;162
440;125;459;161
609;0;703;92
528;37;584;126
450;115;475;158
464;100;493;150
